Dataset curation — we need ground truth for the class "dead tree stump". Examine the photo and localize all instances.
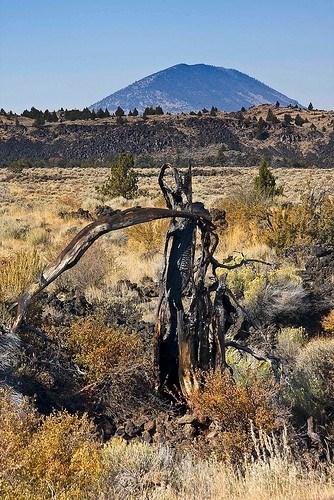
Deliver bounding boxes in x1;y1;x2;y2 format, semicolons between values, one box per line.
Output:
8;164;273;403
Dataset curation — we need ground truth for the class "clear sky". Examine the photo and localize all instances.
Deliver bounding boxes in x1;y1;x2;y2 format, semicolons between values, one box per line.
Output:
1;0;333;113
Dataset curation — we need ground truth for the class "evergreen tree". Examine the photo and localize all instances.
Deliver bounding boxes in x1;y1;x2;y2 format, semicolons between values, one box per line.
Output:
44;109;53;122
115;106;125;117
210;106;217;116
275;101;280;108
284;114;292;124
255;117;269;140
266;109;279;123
295;114;305;126
96;153;138;199
308;102;314;111
132;108;139;117
97;108;105;119
254;158;283;199
82;108;92;120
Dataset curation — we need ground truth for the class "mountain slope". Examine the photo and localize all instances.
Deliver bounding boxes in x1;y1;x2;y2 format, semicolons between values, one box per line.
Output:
90;63;301;113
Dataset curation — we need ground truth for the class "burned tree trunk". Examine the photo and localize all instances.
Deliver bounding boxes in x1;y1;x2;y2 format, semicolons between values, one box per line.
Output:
8;164;272;403
154;165;236;398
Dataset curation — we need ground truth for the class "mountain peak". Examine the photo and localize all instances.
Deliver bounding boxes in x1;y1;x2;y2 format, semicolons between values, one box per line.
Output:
90;63;301;113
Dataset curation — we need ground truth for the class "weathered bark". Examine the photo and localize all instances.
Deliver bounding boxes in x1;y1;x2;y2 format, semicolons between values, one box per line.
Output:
154;164;237;398
10;206;209;334
9;164;272;403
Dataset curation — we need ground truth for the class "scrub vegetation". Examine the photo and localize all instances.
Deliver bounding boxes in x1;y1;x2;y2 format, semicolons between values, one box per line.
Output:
0;159;333;499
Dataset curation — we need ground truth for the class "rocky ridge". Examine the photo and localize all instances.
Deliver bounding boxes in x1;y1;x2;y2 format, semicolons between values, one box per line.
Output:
1;105;333;167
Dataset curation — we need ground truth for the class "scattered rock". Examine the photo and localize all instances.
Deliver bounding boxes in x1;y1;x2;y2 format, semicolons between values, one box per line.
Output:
144;419;156;433
95;205;121;218
125;420;139;438
176;414;197;425
141;430;152;443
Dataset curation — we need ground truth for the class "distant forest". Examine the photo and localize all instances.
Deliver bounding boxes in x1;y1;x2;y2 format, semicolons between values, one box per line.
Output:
0;105;167;123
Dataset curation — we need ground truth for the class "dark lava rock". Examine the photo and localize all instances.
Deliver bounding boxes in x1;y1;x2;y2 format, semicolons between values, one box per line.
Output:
144;419;156;434
124;420;139;438
42;290;94;326
59;208;92;220
95;205;121;218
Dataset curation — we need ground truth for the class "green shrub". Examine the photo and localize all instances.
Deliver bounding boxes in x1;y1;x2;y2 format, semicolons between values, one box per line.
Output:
225;265;306;325
254;158;283;200
276;327;306;361
287;338;334;421
96;153;138;199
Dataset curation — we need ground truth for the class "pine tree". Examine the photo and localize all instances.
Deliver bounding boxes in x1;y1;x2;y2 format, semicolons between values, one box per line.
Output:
96;153;138;199
266;109;279;123
210;106;217;116
115;106;125;117
97;108;105;119
295;114;305;126
254;158;283;199
308;102;314;111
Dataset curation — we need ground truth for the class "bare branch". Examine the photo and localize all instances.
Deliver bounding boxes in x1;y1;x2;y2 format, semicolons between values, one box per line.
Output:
211;256;272;271
11;206;210;334
225;340;278;364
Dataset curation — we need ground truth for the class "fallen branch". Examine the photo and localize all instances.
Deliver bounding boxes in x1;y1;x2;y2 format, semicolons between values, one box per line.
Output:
10;206;210;334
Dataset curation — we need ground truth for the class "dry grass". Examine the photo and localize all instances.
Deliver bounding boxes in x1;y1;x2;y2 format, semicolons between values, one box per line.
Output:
1;164;334;498
1;165;332;290
101;428;334;499
1;389;333;500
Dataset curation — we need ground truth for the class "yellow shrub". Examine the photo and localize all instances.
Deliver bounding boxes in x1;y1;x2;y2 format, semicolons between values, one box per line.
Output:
263;194;334;250
126;219;169;256
189;370;278;460
64;315;144;383
321;310;334;335
218;190;334;253
0;250;44;301
0;389;102;499
25;226;51;246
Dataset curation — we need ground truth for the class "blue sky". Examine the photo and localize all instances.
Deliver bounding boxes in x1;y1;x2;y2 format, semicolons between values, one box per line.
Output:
1;0;333;112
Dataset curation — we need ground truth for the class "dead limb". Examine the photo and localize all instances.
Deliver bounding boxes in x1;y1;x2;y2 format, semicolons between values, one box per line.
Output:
8;163;276;403
225;340;278;365
10;206;210;335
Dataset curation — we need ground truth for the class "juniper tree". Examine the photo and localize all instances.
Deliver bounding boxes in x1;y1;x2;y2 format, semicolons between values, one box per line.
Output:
96;153;138;199
254;158;283;199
